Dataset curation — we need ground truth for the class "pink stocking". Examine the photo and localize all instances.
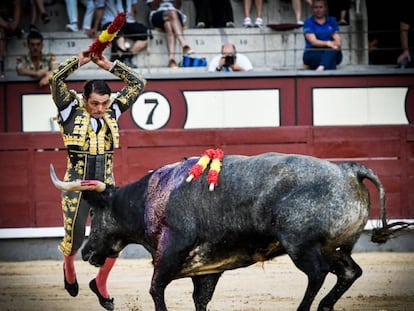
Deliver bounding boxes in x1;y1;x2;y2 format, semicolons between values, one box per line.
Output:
63;253;77;284
95;257;116;298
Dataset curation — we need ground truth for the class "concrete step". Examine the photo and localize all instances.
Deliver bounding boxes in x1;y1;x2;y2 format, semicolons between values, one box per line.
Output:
3;25;367;74
19;0;310;33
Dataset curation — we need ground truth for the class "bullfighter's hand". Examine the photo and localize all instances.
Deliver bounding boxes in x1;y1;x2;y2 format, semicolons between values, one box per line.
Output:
92;53;113;71
78;50;92;66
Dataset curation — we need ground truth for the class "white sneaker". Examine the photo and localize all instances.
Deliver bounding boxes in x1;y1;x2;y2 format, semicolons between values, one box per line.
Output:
243;17;252;28
254;17;264;28
297;20;304;25
66;23;79;32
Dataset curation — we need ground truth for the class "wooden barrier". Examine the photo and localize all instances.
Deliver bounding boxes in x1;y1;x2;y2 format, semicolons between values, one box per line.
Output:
1;72;413;133
0;125;413;229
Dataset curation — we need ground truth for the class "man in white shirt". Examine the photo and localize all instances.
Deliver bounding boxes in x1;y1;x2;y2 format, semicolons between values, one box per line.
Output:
208;42;253;72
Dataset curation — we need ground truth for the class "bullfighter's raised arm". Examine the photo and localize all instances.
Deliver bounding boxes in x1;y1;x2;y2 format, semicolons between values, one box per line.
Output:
49;51;146;112
48;55;79;111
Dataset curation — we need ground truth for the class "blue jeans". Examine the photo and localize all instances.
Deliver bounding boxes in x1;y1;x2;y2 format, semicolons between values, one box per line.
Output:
65;0;78;24
303;48;343;70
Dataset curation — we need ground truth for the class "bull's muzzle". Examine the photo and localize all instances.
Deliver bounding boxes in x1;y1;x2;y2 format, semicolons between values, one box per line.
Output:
82;247;105;267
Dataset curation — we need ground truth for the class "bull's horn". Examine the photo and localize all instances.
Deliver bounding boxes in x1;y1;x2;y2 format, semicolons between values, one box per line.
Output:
49;164;106;192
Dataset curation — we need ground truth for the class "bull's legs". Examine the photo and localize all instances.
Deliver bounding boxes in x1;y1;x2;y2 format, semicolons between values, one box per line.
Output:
149;280;167;311
289;245;330;311
317;250;362;311
149;228;194;311
191;273;222;311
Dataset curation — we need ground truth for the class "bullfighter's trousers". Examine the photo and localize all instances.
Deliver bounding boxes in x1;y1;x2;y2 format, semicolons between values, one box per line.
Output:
59;151;115;256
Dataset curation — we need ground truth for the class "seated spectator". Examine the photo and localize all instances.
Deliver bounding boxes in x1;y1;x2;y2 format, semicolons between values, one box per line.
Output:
396;5;413;68
16;31;59;87
243;0;263;28
291;0;312;25
192;0;234;28
1;0;23;77
96;0;150;68
208;42;253;72
302;0;342;71
28;0;51;33
147;0;193;68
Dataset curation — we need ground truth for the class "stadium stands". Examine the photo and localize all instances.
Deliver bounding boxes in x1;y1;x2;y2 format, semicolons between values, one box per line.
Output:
2;0;370;77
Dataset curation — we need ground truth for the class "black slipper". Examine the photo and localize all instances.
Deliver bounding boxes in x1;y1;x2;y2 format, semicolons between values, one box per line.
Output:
89;278;114;311
63;264;79;297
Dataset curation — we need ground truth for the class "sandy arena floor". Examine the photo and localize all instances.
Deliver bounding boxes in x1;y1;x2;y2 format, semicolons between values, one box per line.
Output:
0;252;413;311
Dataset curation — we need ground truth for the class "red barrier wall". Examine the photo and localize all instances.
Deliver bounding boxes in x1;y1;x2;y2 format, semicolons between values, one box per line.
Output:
0;125;413;229
1;73;413;132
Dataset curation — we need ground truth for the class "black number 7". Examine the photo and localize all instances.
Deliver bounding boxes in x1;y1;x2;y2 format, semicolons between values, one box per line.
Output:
144;98;159;125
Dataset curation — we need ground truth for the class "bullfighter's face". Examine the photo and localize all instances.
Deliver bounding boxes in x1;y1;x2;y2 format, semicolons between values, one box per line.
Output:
83;92;110;119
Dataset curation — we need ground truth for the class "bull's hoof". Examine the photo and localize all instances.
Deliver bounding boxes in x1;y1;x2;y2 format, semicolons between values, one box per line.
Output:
63;265;79;297
89;278;114;311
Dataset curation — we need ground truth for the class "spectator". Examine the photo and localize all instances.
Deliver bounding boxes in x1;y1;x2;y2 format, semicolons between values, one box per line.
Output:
396;4;413;68
77;0;105;38
49;50;146;311
28;0;51;33
95;0;150;69
302;0;342;71
64;0;98;33
192;0;234;28
82;0;99;37
366;0;399;65
64;0;80;32
243;0;263;28
16;31;58;87
0;0;23;77
147;0;193;68
292;0;312;25
208;42;253;72
327;0;351;25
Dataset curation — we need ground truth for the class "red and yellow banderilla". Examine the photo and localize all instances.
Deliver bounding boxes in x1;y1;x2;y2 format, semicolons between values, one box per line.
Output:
186;148;224;191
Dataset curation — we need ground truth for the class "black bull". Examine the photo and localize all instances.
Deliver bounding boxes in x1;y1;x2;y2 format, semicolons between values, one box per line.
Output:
50;152;397;311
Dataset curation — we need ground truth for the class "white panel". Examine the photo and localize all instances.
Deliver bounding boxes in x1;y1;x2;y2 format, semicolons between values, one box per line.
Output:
183;90;280;128
22;94;59;132
22;92;121;132
313;87;409;125
368;88;408;123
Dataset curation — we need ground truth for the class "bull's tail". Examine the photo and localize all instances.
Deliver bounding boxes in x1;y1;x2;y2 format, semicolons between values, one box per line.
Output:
351;162;414;244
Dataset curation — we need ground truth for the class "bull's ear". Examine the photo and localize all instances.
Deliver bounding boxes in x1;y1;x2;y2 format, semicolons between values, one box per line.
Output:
49;164;106;192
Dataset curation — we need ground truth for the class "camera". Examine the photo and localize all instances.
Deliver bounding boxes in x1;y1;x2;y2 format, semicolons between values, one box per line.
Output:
224;54;235;66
